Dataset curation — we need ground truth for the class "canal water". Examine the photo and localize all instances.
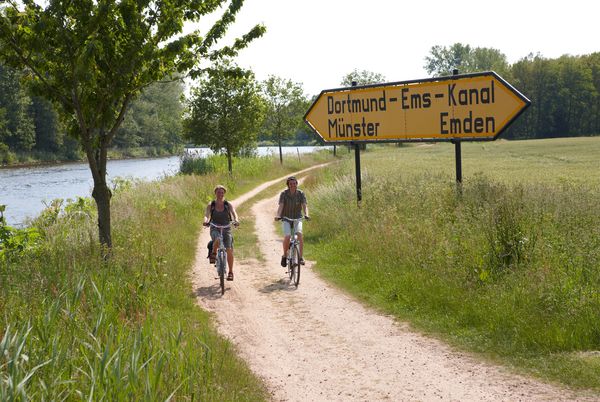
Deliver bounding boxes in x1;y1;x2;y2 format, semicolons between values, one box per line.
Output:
0;146;328;227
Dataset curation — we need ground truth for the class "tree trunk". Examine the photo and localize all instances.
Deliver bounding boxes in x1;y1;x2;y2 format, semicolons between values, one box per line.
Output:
75;94;130;254
278;136;283;164
83;134;113;250
227;149;233;174
92;181;112;248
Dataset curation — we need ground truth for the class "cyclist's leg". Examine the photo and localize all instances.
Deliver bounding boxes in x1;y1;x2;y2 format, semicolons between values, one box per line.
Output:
280;235;290;267
281;221;292;267
297;232;304;264
296;221;304;264
223;231;234;278
210;229;220;251
282;235;291;254
209;230;219;262
295;221;304;263
226;248;234;273
282;220;292;254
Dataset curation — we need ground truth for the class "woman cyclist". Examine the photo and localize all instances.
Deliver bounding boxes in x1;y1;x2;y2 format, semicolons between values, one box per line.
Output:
275;176;309;267
203;185;239;280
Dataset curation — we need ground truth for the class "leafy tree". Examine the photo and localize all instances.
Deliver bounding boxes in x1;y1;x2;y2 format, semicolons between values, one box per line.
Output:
555;55;596;136
509;53;599;139
0;0;265;248
583;52;600;134
0;63;35;151
115;80;185;151
31;96;64;153
340;69;386;87
424;43;509;77
261;75;308;163
471;47;510;77
184;63;265;173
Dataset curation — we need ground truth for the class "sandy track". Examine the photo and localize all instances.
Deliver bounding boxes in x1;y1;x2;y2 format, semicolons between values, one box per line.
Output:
191;169;595;402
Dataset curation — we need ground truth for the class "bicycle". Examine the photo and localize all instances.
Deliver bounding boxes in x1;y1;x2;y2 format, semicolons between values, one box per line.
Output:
206;222;234;295
277;216;307;287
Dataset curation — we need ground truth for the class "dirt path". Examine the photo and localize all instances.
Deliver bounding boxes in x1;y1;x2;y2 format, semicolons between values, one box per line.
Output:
191;169;595;402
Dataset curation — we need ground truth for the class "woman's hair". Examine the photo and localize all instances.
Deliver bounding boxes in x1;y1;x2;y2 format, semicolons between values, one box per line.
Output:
214;185;227;193
286;176;297;187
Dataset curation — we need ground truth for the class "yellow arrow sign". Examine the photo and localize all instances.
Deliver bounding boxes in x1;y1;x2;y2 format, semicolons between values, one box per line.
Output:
304;72;530;143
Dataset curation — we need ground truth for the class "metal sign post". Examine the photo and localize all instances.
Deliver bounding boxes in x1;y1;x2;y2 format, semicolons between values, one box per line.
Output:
452;70;463;191
354;142;362;205
351;82;362;205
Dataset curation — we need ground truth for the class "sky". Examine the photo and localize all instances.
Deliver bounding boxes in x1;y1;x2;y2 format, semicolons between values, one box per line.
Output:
198;0;599;96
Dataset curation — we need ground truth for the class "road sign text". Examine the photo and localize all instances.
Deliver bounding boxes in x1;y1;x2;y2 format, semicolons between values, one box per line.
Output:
304;72;530;143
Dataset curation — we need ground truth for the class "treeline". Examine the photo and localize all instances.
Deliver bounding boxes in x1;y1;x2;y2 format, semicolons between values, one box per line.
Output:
507;53;600;139
425;44;600;139
0;63;185;164
3;49;599;165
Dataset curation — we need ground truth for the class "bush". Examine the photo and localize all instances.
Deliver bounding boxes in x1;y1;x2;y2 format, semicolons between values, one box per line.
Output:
0;205;42;261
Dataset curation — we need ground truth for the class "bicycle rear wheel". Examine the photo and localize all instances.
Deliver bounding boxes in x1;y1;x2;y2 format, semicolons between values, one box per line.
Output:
289;244;300;287
217;251;226;295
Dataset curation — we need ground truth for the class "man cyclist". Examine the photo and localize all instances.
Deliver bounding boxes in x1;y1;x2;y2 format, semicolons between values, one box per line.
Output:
203;185;239;281
275;176;309;267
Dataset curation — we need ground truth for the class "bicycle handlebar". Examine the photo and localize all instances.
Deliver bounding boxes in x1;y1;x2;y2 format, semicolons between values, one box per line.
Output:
275;216;310;222
204;222;238;228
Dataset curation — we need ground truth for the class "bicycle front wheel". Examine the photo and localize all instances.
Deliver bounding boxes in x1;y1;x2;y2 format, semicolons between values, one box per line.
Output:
217;251;226;295
289;244;300;287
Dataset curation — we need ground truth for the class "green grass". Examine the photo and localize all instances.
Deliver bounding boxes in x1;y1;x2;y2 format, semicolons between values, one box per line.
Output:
0;151;336;400
304;138;600;392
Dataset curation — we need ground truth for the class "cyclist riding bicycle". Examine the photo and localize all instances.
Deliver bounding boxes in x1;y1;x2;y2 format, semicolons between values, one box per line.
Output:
275;176;309;267
203;185;239;281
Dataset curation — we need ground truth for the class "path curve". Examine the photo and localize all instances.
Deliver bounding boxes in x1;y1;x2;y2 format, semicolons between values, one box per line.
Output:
191;168;596;401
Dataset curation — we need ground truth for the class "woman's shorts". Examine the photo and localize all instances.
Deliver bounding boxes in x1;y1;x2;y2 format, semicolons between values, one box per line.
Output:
282;220;302;237
210;229;234;248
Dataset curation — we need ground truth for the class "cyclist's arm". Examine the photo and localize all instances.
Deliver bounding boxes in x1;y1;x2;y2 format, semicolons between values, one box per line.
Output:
229;202;240;223
276;202;284;219
203;203;212;226
302;202;308;218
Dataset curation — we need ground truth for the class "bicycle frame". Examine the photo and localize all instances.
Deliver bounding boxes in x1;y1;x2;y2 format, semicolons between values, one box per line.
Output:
209;222;231;295
281;217;303;287
285;218;301;248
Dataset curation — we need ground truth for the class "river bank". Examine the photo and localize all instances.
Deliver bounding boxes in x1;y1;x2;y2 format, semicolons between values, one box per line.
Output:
0;146;180;169
1;146;332;227
0;142;325;168
0;155;181;227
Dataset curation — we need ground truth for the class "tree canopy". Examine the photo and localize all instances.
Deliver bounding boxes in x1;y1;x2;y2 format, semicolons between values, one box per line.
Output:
424;43;509;77
340;69;386;87
115;80;185;151
507;52;600;139
0;0;265;248
184;63;265;173
0;64;34;152
261;75;308;163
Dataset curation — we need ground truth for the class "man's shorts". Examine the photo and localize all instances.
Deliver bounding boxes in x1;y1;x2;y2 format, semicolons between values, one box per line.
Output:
282;220;302;237
210;228;234;248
